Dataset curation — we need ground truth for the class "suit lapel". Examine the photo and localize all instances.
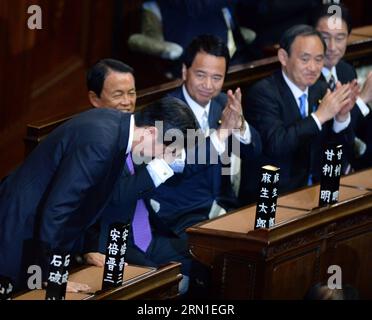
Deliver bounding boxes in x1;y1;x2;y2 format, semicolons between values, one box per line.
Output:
208;100;222;130
275;72;303;122
309;79;327;113
308;86;320;113
336;63;350;83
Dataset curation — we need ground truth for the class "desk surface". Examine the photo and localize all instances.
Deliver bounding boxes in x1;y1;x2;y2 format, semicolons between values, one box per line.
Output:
14;264;179;300
277;184;368;210
348;33;372;44
340;168;372;190
200;170;371;234
200;206;307;233
352;25;372;37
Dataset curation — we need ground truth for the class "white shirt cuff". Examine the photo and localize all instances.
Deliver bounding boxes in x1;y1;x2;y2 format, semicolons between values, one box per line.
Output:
146;158;174;187
210;130;226;155
232;121;251;145
356;97;370;117
333;113;351;133
167;149;186;173
311;113;322;131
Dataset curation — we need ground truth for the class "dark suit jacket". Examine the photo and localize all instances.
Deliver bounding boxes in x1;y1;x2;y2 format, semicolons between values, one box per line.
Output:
0;108;154;287
147;86;261;236
96;161;155;253
243;70;355;194
320;60;372;169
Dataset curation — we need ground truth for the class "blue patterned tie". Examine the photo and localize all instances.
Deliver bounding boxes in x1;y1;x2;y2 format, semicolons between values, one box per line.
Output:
299;93;307;119
299;94;312;185
126;154;152;252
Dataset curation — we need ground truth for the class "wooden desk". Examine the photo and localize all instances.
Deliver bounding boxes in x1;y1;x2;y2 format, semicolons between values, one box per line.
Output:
277;185;369;210
340;168;372;191
352;25;372;38
14;262;182;300
187;175;372;299
347;33;372;44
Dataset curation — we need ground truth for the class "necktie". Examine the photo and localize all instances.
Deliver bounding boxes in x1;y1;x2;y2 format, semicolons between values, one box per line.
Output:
200;110;209;136
126;154;152;252
299;93;307;119
328;74;336;91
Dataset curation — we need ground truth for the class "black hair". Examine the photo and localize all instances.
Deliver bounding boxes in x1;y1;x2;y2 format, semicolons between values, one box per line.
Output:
86;59;134;97
134;96;197;146
182;34;230;72
312;3;352;34
279;24;327;56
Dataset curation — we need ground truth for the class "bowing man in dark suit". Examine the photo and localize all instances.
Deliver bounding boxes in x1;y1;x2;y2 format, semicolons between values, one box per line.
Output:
0;97;197;291
243;25;356;195
313;4;372;170
124;35;261;294
74;59;138;268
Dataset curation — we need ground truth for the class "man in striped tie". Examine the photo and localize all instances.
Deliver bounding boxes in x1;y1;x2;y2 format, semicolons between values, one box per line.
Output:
314;3;372;170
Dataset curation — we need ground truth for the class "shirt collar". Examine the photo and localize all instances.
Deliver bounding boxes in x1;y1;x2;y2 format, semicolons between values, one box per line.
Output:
126;114;135;154
322;66;338;82
182;85;211;125
282;70;309;102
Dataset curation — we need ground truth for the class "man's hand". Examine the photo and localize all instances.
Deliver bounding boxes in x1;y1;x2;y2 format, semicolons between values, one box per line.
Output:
359;71;372;105
336;80;358;121
216;87;245;141
314;82;352;124
227;88;246;130
217;104;241;142
83;252;105;267
66;281;92;293
227;87;243;114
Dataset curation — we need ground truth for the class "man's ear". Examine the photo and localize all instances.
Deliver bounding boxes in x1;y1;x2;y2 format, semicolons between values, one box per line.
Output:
88;91;101;108
182;64;187;81
278;48;288;67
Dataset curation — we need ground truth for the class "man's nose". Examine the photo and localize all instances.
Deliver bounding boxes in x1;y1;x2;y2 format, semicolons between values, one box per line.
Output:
203;77;213;89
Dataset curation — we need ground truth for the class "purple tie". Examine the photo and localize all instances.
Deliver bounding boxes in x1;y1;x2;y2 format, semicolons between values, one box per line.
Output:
126;154;152;252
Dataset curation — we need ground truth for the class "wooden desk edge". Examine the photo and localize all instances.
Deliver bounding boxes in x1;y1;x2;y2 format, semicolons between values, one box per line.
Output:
90;262;182;300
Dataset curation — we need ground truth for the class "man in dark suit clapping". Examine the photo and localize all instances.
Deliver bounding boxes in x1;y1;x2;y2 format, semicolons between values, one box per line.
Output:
313;3;372;170
242;25;356;195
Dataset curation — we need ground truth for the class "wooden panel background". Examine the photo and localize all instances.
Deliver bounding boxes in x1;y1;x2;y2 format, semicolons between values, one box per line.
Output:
0;0;114;178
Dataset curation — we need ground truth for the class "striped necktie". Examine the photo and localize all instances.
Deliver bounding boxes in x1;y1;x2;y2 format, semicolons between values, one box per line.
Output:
328;74;336;91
